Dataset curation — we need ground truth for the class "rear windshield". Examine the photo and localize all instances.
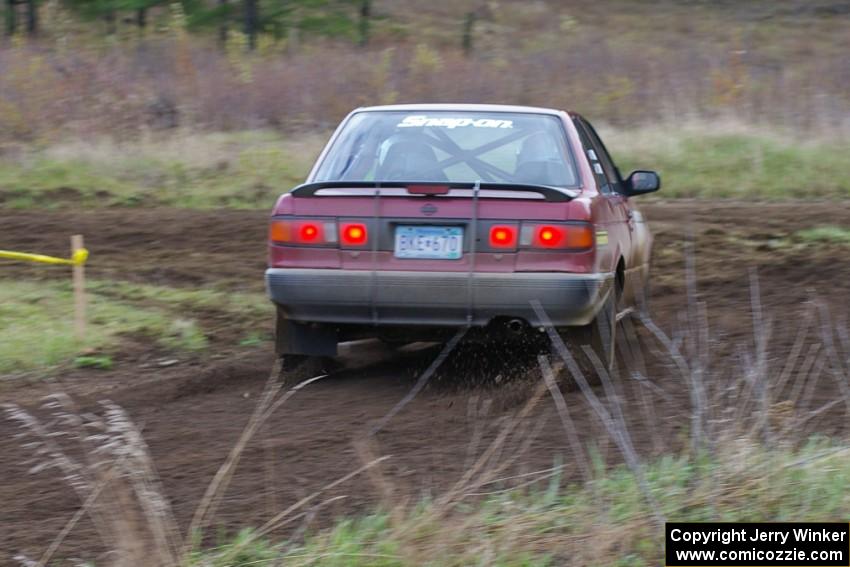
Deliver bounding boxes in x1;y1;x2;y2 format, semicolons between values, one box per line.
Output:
312;111;578;187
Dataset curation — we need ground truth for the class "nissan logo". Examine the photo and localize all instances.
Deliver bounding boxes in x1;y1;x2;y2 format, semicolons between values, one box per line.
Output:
421;203;438;215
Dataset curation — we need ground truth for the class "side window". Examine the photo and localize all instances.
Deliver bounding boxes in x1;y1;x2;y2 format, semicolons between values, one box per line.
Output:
573;119;611;194
580;119;623;194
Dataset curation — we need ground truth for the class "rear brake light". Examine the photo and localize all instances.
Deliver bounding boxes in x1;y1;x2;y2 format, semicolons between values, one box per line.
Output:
520;223;593;250
269;219;337;245
340;222;368;246
300;223;320;242
489;225;517;249
407;184;450;195
537;225;564;247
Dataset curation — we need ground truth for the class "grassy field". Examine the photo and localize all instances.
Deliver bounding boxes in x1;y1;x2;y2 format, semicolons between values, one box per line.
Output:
0;131;322;209
2;123;849;209
0;279;268;375
603;122;850;199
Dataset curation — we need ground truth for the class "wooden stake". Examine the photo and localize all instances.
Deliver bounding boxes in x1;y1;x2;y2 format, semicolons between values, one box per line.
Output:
71;234;86;341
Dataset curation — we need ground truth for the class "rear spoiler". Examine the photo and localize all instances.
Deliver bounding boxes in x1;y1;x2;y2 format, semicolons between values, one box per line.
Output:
289;181;578;202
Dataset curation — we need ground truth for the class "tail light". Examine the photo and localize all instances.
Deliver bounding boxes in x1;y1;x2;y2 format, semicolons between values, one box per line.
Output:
299;223;321;242
536;225;564;247
340;222;368;247
271;217;593;252
489;225;518;249
269;219;337;246
520;222;594;250
406;184;450;195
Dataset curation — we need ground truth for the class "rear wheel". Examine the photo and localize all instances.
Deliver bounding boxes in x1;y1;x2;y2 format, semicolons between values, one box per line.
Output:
636;257;652;317
557;277;619;384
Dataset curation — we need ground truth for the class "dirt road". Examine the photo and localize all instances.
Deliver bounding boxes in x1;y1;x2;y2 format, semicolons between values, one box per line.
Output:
2;200;849;562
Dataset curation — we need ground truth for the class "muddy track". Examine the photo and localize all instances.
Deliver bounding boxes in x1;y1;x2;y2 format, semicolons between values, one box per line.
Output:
2;201;850;562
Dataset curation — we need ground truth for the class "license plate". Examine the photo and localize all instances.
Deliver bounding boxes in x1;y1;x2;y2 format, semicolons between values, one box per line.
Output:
394;226;463;260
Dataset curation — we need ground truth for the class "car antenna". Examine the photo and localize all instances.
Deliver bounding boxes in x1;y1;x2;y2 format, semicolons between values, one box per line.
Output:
466;180;481;327
370;180;381;326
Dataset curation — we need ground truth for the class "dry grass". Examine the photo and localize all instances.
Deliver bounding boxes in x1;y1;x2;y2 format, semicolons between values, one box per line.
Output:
3;1;849;205
5;365;387;567
0;129;325;208
1;1;849;144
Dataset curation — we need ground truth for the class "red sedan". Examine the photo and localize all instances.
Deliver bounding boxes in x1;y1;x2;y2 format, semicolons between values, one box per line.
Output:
266;104;660;376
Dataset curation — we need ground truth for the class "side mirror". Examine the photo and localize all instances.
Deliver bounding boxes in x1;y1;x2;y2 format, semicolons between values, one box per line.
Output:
624;170;660;196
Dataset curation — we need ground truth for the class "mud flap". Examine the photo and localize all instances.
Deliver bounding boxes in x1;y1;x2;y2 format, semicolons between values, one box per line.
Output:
275;310;338;356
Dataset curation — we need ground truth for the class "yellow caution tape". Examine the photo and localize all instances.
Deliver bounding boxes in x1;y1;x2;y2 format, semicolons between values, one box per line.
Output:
0;248;89;266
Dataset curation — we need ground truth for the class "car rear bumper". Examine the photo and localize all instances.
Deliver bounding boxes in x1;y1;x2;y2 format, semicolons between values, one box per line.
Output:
265;268;614;327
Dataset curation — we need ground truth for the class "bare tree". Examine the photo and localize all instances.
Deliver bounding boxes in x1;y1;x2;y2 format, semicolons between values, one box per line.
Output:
218;0;228;46
243;0;257;50
25;0;35;35
462;10;475;55
5;0;17;36
358;0;370;47
104;8;116;35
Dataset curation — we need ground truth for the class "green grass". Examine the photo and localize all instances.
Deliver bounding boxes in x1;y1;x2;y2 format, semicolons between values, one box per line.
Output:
606;123;850;199
795;225;850;245
0;279;269;375
718;224;850;254
194;438;850;566
89;280;270;319
2;124;849;209
73;354;114;370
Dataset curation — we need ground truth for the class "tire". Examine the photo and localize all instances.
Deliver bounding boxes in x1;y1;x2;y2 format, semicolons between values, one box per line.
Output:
558;279;619;383
635;255;652;317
